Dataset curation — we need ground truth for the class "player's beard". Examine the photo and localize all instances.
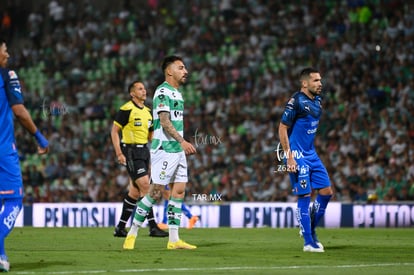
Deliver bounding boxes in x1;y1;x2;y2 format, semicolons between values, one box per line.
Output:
180;75;188;85
309;88;321;97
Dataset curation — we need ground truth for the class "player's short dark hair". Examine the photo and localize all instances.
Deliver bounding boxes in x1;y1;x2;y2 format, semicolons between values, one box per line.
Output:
0;37;6;46
128;81;141;93
161;55;183;73
300;67;319;81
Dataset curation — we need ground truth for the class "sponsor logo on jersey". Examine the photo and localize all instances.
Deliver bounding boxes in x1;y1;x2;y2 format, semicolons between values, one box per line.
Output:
173;110;183;118
134;118;142;126
8;70;18;79
311;121;319;126
300;166;307;175
4;205;21;229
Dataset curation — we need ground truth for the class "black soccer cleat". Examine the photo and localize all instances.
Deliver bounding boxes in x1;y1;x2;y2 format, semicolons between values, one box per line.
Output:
149;226;168;237
113;226;128;237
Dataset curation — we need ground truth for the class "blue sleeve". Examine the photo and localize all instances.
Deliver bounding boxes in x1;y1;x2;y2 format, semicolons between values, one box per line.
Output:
3;69;24;106
315;95;322;106
281;96;297;127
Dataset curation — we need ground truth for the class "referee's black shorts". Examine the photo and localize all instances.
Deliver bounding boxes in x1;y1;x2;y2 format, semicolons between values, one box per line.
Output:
121;143;150;181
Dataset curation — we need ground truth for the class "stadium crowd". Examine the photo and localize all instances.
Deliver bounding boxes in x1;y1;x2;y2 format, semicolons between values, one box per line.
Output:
1;0;413;205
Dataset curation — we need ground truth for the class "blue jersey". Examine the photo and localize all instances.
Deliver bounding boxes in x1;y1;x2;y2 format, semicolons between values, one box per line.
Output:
0;67;25;198
281;91;330;195
281;91;322;157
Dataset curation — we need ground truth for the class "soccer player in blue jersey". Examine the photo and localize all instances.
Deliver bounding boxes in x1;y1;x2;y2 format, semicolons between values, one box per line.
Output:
0;38;49;271
278;67;333;253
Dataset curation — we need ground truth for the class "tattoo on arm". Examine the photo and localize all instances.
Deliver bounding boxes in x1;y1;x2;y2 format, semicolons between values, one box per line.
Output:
159;112;184;143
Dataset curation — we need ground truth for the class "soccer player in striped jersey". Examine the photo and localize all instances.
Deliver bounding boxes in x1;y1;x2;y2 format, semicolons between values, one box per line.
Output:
278;67;333;253
124;55;197;250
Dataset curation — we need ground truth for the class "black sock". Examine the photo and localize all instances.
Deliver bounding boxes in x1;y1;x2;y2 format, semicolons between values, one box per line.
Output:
146;207;158;229
117;195;137;229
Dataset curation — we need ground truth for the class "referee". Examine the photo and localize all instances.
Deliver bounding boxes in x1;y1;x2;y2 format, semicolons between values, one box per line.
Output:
111;81;167;238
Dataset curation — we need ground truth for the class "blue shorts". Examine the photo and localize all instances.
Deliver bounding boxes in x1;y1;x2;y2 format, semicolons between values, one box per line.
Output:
289;153;330;196
0;151;23;199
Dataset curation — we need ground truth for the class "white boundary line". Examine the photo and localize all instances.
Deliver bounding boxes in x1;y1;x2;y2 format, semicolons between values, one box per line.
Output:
12;262;414;274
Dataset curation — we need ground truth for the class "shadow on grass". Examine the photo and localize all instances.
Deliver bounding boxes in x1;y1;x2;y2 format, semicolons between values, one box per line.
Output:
324;245;355;250
11;260;72;271
198;242;232;248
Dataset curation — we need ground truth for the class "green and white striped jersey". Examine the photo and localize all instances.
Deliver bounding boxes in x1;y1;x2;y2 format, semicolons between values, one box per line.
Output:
151;81;184;153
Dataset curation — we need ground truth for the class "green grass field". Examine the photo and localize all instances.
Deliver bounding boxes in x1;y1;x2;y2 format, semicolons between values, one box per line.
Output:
6;227;414;274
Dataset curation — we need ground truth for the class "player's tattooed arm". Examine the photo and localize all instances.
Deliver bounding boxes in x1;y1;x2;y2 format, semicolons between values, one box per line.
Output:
159;111;185;143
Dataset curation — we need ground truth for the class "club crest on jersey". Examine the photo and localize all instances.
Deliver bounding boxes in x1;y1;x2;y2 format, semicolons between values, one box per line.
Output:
159;171;166;180
300;179;307;189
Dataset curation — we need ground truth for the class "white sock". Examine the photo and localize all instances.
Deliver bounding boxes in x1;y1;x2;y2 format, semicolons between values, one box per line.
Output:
169;226;179;242
128;222;139;237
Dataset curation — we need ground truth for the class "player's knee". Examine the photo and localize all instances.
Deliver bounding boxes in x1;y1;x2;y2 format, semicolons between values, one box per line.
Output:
170;182;186;198
171;189;186;199
128;188;140;199
150;185;164;201
319;186;333;196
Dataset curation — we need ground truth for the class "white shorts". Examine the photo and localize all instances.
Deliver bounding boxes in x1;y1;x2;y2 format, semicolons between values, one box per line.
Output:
150;150;188;185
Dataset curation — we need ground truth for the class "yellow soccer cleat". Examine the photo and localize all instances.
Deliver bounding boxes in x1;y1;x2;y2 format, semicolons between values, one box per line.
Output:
123;235;136;250
167;239;197;250
187;216;199;229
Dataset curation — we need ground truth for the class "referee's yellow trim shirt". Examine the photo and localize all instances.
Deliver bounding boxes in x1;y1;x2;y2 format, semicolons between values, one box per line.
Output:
113;100;153;144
